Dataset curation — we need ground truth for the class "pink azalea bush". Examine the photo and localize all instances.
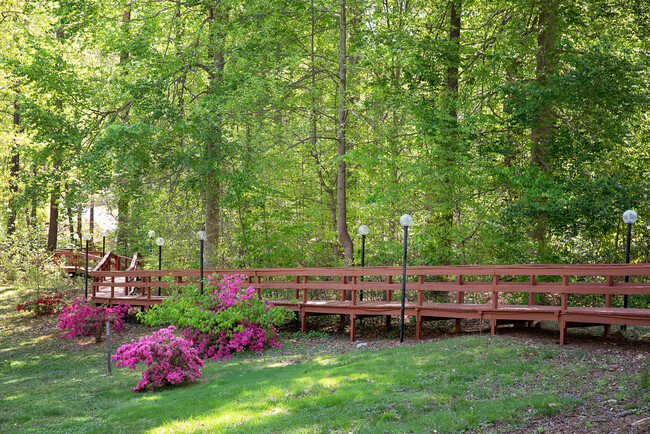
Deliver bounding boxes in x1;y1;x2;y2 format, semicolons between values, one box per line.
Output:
140;274;291;359
58;297;129;342
180;320;283;359
112;326;203;392
16;293;64;317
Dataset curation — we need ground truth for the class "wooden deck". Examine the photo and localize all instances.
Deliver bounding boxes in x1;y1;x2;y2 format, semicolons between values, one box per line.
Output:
90;263;650;344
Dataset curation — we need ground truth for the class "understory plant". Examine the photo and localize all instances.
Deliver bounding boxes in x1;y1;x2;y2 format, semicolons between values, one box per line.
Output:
58;297;129;342
139;274;291;359
16;293;64;317
112;325;203;392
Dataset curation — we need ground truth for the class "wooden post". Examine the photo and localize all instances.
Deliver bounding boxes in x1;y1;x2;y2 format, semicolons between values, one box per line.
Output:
561;275;568;312
528;275;536;305
604;275;613;337
386;275;393;332
106;321;112;375
455;275;464;332
492;275;500;310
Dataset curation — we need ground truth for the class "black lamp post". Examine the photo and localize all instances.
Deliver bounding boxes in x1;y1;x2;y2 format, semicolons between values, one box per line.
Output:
197;231;206;295
358;225;369;301
155;237;165;296
83;233;92;298
622;210;637;330
399;214;413;343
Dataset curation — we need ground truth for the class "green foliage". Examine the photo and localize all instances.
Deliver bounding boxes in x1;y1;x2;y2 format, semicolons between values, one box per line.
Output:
138;275;291;336
2;0;650;270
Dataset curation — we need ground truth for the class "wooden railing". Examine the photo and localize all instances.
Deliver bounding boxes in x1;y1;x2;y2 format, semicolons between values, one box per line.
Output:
54;249;106;274
91;251;143;298
90;264;650;344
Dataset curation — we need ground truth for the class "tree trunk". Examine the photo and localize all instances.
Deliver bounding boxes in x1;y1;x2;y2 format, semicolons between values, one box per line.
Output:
46;162;61;251
116;193;129;254
7;92;20;237
204;4;228;267
438;0;461;265
337;0;353;266
89;198;95;247
66;202;74;240
115;2;132;256
530;0;558;251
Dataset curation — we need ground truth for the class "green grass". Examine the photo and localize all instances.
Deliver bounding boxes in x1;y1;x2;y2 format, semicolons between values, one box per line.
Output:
1;332;580;432
1;285;647;433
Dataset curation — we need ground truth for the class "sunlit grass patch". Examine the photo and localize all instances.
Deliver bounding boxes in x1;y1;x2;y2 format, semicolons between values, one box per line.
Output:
2;281;647;433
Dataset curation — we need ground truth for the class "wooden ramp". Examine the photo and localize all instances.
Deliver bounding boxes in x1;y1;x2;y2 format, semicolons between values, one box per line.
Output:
90;264;650;344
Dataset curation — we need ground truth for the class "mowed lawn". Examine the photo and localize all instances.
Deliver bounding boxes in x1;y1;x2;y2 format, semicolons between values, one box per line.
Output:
1;286;648;433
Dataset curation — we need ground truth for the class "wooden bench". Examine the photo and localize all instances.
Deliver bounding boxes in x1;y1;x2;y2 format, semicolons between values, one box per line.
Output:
90;264;650;344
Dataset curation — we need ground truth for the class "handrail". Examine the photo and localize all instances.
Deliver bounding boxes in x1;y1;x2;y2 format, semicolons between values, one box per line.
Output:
91;264;650;299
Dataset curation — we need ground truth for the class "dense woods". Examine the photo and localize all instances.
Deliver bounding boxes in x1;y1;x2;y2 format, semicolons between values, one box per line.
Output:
1;0;649;270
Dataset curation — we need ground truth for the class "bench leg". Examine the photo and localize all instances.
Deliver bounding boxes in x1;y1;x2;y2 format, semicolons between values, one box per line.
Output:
386;315;391;333
350;315;356;342
603;324;610;338
559;320;567;345
490;318;497;335
416;314;422;340
339;314;346;331
301;310;307;333
455;318;462;333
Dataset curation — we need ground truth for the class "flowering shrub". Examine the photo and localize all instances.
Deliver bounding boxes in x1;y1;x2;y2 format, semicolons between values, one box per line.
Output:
58;298;130;342
139;274;291;359
180;320;283;359
112;326;203;392
16;293;64;317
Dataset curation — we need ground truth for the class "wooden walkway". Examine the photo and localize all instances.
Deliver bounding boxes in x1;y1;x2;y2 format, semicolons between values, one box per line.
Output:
90;263;650;344
53;249;107;275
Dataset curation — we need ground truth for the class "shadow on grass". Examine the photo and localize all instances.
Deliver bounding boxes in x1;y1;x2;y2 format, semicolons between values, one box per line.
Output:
25;337;579;433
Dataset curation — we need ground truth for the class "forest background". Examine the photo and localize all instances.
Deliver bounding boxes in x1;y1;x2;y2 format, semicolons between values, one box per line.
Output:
1;0;649;274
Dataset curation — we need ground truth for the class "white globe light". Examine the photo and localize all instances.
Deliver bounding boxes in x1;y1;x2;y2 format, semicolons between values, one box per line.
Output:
73;233;79;240
155;237;165;246
148;230;156;238
196;230;207;241
358;225;370;236
83;233;92;241
622;210;638;224
100;230;108;237
400;214;413;227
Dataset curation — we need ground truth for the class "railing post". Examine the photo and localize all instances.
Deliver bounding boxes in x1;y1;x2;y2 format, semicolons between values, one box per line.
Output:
301;276;308;304
561;275;568;312
492;275;500;310
529;275;536;305
294;276;300;300
605;275;613;307
455;275;464;333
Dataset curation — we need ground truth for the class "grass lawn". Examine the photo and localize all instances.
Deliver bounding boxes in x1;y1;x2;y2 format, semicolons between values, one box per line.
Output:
1;285;649;433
